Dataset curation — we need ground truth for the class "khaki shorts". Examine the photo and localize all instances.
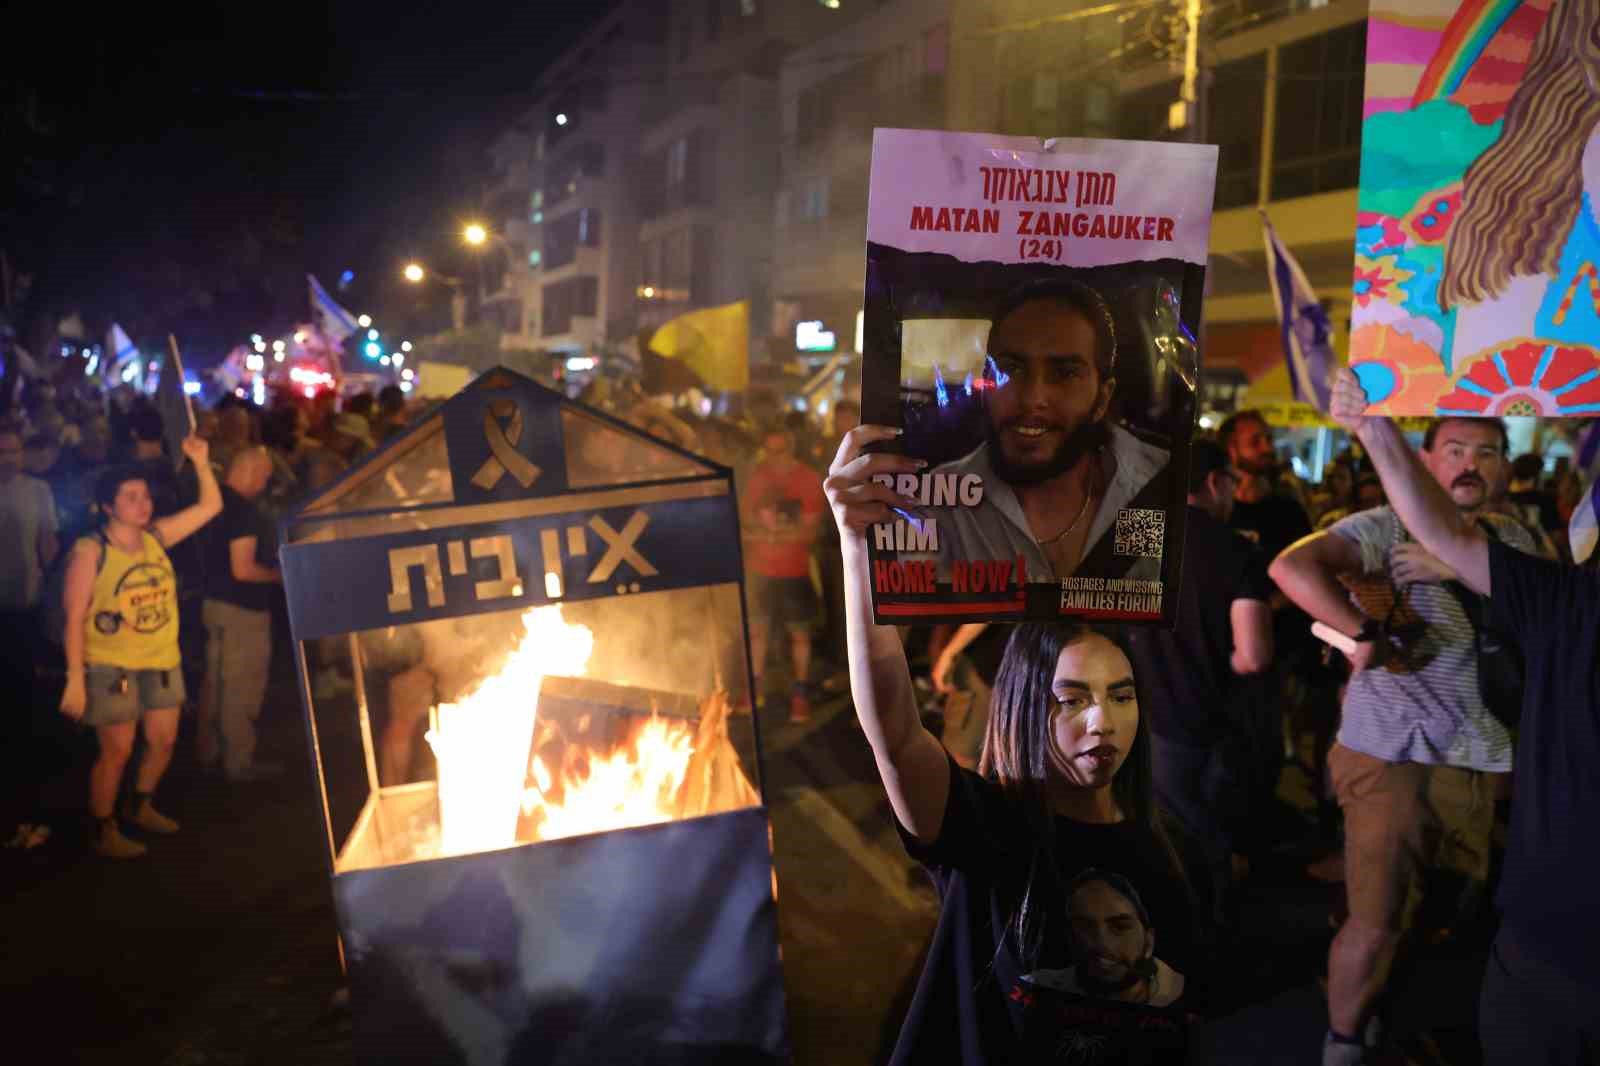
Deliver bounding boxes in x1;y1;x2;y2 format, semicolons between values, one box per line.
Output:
83;665;187;727
1329;743;1497;932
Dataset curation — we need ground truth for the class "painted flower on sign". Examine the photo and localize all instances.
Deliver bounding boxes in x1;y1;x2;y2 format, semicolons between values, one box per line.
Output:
1436;340;1600;417
1350;322;1451;414
1402;185;1462;246
1353;255;1415;310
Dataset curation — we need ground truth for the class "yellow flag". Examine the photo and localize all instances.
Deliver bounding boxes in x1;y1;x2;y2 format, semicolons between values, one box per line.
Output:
648;301;749;392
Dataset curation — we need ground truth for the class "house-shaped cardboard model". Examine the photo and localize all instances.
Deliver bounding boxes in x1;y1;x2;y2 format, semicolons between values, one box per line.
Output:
278;367;787;1065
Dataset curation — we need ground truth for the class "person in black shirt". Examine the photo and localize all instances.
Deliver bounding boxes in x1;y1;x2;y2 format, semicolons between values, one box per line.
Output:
197;446;282;781
1330;368;1600;1063
1126;439;1272;924
1219;410;1312;561
1220;410;1322;852
825;425;1195;1065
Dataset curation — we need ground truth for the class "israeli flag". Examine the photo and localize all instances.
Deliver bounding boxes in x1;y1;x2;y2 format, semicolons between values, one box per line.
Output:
107;323;139;376
1262;212;1335;411
308;273;358;343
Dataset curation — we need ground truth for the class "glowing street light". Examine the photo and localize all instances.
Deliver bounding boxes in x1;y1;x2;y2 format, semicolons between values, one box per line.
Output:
357;314;373;328
402;263;425;283
463;223;488;246
555;113;569;127
400;340;413;352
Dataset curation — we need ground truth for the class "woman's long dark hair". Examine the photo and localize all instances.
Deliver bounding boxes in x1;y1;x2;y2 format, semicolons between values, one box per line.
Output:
977;623;1187;970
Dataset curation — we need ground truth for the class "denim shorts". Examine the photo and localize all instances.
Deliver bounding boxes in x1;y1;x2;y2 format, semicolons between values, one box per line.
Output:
83;665;187;727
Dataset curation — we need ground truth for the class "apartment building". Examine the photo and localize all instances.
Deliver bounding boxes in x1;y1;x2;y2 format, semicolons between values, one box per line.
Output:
481;2;668;360
773;0;954;369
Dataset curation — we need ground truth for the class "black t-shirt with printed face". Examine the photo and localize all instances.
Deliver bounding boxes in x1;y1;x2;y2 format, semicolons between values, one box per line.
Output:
1126;505;1272;745
890;754;1195;1066
1486;540;1600;983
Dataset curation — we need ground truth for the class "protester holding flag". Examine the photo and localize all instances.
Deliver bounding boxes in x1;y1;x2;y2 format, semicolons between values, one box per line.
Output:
58;435;221;859
1328;367;1600;1063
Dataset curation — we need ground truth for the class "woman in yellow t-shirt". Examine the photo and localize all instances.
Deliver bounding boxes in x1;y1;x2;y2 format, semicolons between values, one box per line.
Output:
58;436;221;859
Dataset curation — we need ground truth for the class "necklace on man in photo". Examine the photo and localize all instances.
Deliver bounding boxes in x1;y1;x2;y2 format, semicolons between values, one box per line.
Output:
1039;462;1101;546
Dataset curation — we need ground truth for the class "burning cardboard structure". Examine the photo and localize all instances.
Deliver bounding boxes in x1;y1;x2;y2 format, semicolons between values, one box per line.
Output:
280;369;787;1064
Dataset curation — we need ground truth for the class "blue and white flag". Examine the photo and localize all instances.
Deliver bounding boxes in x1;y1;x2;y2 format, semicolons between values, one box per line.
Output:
1262;212;1335;411
107;323;139;379
308;274;358;343
1569;420;1600;564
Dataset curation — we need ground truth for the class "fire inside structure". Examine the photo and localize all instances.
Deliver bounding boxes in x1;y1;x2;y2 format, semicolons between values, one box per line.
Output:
278;369;789;1065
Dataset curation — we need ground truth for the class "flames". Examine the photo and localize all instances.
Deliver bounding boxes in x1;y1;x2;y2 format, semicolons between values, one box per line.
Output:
422;604;738;859
522;715;697;842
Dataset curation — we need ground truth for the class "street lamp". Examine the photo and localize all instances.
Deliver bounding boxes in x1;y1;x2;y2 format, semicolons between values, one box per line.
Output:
357;314;373;328
402;262;425;283
463;223;489;247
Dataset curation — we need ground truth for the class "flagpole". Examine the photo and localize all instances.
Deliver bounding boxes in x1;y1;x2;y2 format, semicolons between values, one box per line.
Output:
167;334;198;434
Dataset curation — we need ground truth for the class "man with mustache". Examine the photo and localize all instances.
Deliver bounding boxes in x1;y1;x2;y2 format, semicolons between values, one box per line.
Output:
924;279;1170;586
1269;417;1537;1066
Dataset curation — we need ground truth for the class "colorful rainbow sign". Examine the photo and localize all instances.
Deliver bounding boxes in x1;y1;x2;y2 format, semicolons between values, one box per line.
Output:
1348;0;1600;416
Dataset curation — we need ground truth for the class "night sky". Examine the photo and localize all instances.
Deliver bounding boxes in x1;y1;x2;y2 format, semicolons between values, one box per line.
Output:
8;1;601;362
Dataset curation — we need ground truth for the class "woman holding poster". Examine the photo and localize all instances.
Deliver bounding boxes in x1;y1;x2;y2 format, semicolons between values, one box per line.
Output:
824;423;1195;1064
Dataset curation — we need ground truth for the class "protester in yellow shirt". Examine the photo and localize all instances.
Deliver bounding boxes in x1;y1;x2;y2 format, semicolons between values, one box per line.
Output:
58;436;221;859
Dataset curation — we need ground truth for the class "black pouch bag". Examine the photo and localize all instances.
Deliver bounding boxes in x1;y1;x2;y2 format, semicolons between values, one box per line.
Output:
1441;520;1523;732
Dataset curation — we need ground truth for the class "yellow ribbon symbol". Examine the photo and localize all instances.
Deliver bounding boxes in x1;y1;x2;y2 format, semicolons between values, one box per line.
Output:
471;399;542;490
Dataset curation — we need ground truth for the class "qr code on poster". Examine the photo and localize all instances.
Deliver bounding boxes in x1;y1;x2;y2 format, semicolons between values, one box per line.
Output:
1114;508;1165;558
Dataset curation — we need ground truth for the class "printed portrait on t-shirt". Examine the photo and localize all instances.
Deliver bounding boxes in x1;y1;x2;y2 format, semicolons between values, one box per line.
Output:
1013;868;1188;1063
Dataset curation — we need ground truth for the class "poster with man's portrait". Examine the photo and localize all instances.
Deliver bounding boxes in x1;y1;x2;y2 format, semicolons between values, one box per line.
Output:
860;129;1218;626
1350;0;1600;416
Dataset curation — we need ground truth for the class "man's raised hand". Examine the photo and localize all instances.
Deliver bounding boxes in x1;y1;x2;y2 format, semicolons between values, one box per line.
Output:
1329;367;1373;436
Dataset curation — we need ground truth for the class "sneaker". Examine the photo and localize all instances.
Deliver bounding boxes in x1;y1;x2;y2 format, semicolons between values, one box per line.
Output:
1321;1032;1367;1066
225;760;286;783
95;822;148;860
788;684;813;725
129;803;180;835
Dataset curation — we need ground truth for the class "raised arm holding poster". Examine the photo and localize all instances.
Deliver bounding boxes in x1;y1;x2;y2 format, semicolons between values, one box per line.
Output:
859;129;1218;626
1350;0;1600;416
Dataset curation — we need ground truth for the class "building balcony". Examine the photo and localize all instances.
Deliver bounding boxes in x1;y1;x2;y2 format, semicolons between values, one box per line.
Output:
539;315;599;353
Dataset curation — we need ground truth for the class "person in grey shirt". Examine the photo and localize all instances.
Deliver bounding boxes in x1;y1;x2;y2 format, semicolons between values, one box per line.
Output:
1269;416;1535;1066
913;279;1170;587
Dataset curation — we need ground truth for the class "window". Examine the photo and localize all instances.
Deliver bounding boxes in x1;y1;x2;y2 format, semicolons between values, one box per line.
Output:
1208;53;1267;209
544;208;603;269
1270;23;1366;200
1116;79;1183;143
542;276;599;336
544;143;605;208
639;226;706;302
667;137;689;186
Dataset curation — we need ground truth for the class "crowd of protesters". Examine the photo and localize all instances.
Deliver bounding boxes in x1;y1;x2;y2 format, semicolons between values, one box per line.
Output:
5;355;1598;1061
0;371;423;857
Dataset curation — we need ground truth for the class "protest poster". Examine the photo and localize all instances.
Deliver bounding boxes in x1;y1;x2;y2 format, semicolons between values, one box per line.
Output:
1350;0;1600;416
860;128;1217;626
